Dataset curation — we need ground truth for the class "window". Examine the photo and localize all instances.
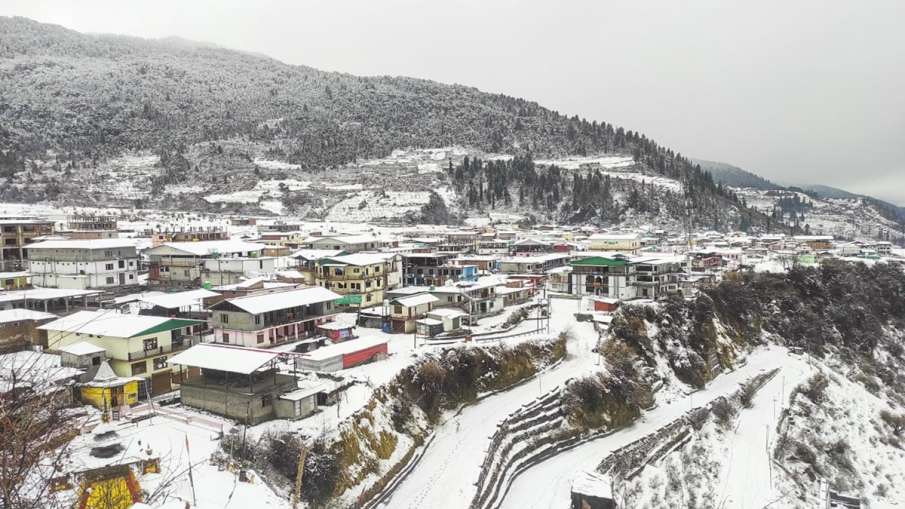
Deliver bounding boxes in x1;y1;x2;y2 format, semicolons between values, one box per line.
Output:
257;333;265;344
104;250;113;257
262;394;273;407
153;356;168;370
143;338;158;351
254;315;261;325
222;332;230;343
106;277;114;284
118;260;125;269
129;274;134;280
106;263;114;270
221;313;229;324
131;362;147;375
91;356;101;366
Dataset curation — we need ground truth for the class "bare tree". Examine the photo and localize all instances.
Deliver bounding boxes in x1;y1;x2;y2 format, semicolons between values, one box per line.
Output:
0;351;84;509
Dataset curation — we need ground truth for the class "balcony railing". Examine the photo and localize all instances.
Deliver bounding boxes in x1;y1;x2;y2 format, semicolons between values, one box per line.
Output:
126;333;206;361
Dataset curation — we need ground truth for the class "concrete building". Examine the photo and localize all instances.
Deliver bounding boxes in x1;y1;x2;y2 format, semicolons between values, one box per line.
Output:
208;286;341;348
0;308;57;351
40;311;206;396
0;217;55;271
587;233;641;254
26;239;140;289
389;293;439;333
0;271;31;290
403;253;478;286
145;240;266;286
170;343;299;425
316;253;397;308
304;234;395;253
60;213;118;240
568;255;683;301
498;253;570;274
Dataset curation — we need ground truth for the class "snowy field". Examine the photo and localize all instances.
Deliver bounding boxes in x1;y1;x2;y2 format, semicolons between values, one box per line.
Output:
498;345;811;509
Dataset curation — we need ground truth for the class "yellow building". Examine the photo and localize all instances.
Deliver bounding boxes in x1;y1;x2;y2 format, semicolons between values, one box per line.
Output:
78;361;140;410
317;253;395;308
40;311;205;396
0;271;30;289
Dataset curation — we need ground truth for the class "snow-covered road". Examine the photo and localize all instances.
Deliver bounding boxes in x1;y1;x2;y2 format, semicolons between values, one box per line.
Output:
497;345;811;509
384;298;601;509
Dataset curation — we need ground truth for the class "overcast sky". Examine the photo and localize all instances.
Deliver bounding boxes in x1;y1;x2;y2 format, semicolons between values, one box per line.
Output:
4;0;904;204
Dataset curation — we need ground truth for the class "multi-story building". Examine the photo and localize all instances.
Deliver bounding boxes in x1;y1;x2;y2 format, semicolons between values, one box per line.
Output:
498;253;570;274
26;239;140;289
0;217;54;271
145;240;266;286
290;249;345;285
59;213;118;239
208;286;341;347
402;253;478;286
149;226;229;247
568;255;683;300
304;234;396;253
316;253;397;308
427;277;506;322
40;310;206;396
586;233;641;254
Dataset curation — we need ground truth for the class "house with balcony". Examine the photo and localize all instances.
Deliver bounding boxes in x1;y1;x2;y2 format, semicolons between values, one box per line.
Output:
39;310;206;396
145;240;266;287
569;255;684;301
316;253;396;308
498;253;570;274
403;253;477;286
26;239;140;290
389;293;439;333
427;277;506;323
289;249;345;285
208;286;341;348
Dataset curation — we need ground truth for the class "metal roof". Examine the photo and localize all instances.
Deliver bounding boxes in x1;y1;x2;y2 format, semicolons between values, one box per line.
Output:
211;286;341;314
169;344;280;374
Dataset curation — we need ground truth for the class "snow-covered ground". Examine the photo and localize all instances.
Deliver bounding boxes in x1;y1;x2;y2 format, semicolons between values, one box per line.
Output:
497;345;810;509
384;298;600;508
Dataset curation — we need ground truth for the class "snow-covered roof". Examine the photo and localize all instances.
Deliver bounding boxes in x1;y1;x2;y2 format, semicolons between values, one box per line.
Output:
26;238;137;250
0;287;101;304
148;240;265;256
0;271;29;279
416;318;443;326
169;343;279;374
140;289;220;309
499;253;570;264
427;308;468;318
310;234;378;244
321;253;390;266
57;341;106;356
0;308;57;325
588;233;640;241
291;249;345;260
39;310;201;338
300;336;387;362
571;471;612;499
392;293;439;307
212;286;341;314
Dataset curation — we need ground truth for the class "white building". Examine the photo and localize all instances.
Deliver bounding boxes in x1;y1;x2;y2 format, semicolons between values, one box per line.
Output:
26;239;139;290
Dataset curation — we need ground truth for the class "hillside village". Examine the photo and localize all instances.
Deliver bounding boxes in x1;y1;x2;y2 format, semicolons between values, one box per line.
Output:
2;203;904;509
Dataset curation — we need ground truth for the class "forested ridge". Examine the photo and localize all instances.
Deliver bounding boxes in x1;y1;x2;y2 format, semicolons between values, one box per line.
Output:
0;16;771;228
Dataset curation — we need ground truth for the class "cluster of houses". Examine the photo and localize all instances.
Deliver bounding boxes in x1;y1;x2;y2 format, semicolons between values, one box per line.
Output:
1;213;902;427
